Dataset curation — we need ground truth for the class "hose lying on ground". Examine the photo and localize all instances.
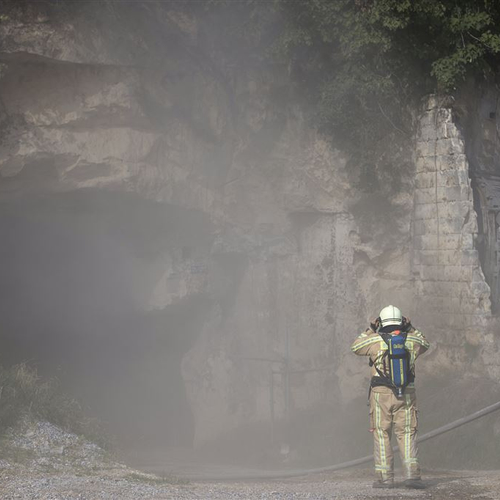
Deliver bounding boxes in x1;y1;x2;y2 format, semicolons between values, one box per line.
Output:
171;400;500;481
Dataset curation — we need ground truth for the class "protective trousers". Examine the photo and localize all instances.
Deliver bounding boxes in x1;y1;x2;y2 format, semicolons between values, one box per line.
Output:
369;387;421;483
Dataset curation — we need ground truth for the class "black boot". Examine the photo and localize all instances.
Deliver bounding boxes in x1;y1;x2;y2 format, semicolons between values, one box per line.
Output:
404;478;425;489
373;480;395;489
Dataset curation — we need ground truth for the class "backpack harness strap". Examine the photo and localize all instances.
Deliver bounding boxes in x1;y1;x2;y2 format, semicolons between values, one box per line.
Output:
368;331;414;399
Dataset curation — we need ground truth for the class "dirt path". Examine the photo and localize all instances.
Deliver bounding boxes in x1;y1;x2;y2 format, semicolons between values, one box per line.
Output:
1;467;499;499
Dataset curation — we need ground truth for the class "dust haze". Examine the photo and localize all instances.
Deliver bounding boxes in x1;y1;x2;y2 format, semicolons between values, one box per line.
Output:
0;0;499;478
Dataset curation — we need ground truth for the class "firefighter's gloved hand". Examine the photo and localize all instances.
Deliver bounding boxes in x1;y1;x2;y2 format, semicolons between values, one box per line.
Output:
370;317;381;332
402;316;412;332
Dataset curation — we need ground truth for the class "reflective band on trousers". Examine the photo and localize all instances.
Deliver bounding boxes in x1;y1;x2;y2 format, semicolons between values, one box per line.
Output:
374;393;387;474
405;394;411;463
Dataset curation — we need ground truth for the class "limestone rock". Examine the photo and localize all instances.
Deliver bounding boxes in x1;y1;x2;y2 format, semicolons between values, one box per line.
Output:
0;1;496;447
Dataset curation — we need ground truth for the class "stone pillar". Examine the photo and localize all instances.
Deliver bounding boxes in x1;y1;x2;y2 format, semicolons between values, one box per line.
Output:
412;96;491;361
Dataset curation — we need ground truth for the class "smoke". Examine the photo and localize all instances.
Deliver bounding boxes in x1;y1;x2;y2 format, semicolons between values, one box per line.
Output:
0;0;498;477
0;190;212;448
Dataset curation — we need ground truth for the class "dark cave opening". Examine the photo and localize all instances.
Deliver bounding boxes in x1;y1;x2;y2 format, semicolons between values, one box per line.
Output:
0;189;214;449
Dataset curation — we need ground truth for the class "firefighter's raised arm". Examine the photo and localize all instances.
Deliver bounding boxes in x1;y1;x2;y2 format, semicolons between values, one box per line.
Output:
406;328;430;358
351;328;380;356
402;316;430;357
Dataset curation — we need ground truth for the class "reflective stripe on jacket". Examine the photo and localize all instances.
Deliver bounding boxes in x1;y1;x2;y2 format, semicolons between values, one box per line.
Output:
351;328;429;389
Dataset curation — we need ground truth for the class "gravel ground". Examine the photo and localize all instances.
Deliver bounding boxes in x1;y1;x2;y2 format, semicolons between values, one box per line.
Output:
2;467;500;500
1;420;499;499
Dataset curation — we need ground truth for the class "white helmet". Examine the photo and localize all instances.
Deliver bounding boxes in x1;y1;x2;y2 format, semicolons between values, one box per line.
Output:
379;305;402;327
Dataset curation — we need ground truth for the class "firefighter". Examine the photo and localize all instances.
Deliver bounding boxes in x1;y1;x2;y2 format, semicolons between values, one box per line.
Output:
351;305;429;489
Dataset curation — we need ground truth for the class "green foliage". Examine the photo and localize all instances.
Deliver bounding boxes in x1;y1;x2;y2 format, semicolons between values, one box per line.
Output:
0;363;108;448
257;0;500;187
275;0;500;90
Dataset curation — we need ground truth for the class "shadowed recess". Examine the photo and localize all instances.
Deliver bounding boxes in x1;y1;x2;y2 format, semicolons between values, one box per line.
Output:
0;189;214;448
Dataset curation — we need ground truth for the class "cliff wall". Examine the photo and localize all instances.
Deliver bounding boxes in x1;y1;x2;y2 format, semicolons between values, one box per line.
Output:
0;2;496;448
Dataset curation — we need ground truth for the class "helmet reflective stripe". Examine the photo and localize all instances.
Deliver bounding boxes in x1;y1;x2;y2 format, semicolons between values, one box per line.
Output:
379;305;402;327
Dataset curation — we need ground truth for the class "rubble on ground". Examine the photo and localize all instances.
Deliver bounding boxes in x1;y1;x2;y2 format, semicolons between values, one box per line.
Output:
1;418;500;499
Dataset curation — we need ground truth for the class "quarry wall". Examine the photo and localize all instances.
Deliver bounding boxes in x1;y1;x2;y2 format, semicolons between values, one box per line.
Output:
413;97;493;376
0;2;497;447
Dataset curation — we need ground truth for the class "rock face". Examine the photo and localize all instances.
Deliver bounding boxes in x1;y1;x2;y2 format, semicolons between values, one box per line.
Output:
413;97;492;375
0;3;496;447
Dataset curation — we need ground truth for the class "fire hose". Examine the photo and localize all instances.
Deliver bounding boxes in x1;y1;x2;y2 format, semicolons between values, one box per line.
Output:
178;400;500;481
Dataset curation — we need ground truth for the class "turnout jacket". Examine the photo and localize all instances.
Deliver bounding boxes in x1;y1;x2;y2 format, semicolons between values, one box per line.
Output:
351;327;429;391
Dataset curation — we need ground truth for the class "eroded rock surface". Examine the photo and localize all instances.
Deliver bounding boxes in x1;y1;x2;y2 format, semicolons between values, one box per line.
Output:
0;2;496;447
413;97;492;375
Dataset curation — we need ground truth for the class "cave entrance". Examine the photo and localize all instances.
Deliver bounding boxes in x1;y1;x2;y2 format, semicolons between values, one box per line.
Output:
0;189;214;449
